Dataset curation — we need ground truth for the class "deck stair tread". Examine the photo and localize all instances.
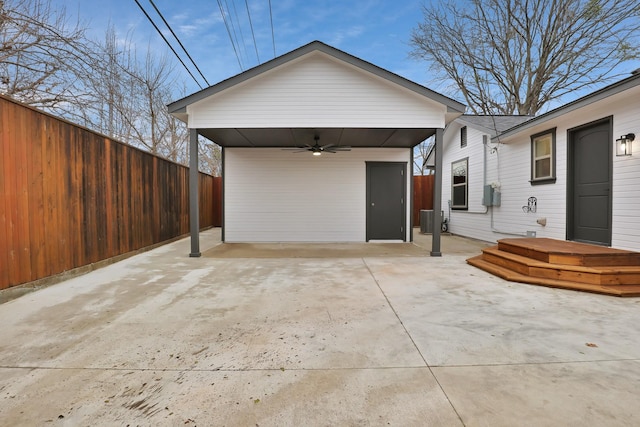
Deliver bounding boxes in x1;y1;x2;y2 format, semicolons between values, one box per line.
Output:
467;238;640;297
497;238;640;266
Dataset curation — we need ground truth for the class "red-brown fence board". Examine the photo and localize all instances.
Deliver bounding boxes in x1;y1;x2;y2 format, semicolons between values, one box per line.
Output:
212;177;223;227
0;95;218;290
0;103;11;287
413;175;434;226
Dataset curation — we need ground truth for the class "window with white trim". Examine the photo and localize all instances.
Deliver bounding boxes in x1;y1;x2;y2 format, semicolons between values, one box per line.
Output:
530;128;556;184
451;158;468;210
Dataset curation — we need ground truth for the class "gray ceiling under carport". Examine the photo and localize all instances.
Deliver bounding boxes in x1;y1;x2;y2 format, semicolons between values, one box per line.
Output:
197;127;437;149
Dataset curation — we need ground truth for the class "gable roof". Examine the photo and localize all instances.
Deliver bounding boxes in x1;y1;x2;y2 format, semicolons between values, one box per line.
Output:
167;40;465;118
495;71;640;141
458;115;532;137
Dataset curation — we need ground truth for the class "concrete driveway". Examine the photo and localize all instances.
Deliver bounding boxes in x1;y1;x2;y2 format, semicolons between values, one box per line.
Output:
1;229;639;426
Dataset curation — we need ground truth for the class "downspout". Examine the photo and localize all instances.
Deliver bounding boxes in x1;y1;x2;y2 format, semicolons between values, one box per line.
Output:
189;128;201;257
488;135;527;237
461;134;523;236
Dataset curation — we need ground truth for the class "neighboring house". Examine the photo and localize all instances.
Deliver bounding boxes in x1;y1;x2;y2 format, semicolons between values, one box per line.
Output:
168;41;465;253
441;70;640;252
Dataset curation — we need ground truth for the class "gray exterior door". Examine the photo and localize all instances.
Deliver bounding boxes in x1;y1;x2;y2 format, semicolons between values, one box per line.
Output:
567;118;612;246
366;162;406;241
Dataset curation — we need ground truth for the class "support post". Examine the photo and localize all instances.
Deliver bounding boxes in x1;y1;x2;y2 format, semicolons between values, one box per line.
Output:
431;128;443;257
189;128;201;257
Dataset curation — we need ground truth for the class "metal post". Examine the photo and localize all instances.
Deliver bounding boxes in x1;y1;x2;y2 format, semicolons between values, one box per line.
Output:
409;148;414;243
431;128;443;257
189;128;201;257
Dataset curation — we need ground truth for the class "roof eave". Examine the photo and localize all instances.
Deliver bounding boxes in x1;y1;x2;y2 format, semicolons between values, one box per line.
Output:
493;72;640;142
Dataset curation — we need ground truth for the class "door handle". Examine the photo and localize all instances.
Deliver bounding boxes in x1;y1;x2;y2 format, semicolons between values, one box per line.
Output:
371;202;375;206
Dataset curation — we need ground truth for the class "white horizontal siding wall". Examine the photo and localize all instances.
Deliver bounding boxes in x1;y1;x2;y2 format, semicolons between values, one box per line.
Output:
442;83;640;251
188;52;446;129
490;131;568;241
224;148;411;242
609;88;640;251
442;120;570;243
441;123;494;241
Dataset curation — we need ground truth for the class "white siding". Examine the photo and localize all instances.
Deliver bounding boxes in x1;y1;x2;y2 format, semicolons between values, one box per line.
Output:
188;52;446;129
441;83;640;251
225;148;411;242
610;88;640;251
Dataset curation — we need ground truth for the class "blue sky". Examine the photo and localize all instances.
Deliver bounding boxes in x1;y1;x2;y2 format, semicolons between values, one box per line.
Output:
53;0;434;99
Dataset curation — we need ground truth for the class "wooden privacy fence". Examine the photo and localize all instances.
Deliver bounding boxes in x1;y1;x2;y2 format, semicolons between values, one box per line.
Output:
413;174;434;227
0;95;221;290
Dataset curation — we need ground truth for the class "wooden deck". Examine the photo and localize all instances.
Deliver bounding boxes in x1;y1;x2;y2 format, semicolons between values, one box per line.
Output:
467;238;640;297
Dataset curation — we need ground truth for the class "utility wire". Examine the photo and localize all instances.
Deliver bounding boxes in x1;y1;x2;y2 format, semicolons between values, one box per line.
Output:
133;0;203;89
268;0;276;57
229;0;249;66
244;0;260;64
147;0;210;86
217;0;243;70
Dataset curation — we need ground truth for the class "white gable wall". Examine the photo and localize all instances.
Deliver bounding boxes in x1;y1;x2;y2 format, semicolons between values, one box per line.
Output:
441;84;640;251
187;52;447;129
225;147;411;242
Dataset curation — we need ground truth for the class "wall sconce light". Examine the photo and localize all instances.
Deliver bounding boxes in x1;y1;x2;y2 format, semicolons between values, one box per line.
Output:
616;133;634;156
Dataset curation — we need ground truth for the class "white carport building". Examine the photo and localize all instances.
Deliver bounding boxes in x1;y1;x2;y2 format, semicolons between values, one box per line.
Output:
168;41;465;256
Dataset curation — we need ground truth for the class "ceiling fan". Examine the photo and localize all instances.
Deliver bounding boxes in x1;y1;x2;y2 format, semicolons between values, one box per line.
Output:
283;135;351;156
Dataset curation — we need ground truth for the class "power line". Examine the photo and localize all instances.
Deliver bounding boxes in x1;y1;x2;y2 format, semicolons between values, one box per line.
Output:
245;0;260;64
268;0;276;57
147;0;210;86
229;0;249;67
133;0;203;89
217;0;243;70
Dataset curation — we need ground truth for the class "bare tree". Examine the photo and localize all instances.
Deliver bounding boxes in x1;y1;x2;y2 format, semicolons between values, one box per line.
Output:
410;0;640;115
199;139;222;176
67;26;138;141
413;137;435;175
1;0;222;174
125;49;177;155
0;0;88;108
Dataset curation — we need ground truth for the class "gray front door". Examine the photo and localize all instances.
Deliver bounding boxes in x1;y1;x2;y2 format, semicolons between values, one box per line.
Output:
366;162;406;241
568;118;612;246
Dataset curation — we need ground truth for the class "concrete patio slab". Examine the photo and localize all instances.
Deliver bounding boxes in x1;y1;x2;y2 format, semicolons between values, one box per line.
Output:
1;228;639;426
432;360;640;427
367;256;640;366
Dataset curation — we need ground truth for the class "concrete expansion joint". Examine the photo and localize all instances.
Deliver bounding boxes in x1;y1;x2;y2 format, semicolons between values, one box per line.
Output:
361;258;429;367
431;357;640;369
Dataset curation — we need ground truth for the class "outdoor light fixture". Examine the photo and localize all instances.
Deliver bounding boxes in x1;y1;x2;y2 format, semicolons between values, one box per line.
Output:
616;133;635;156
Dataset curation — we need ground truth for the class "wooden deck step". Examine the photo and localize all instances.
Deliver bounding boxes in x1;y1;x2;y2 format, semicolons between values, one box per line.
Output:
466;238;640;297
498;238;640;267
467;255;640;297
481;247;640;286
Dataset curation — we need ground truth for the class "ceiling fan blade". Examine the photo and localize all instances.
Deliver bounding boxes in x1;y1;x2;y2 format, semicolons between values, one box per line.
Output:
281;146;310;153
